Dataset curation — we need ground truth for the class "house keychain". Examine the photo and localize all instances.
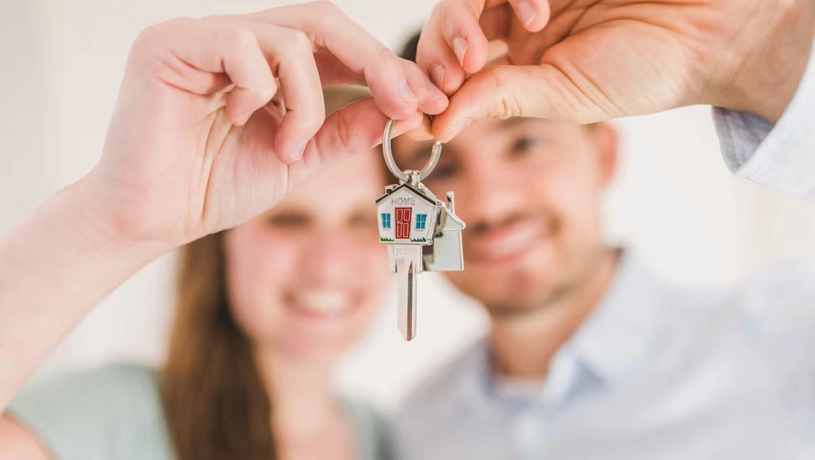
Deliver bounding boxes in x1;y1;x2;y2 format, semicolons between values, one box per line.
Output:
376;119;465;341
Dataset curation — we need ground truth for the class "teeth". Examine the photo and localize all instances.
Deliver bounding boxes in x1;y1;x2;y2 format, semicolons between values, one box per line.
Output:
483;225;537;259
293;291;350;313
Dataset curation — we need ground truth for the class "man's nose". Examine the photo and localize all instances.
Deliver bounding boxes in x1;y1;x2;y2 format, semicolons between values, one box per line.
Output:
457;164;527;230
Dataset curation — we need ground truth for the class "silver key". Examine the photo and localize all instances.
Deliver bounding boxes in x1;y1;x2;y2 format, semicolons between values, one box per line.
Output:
376;119;466;341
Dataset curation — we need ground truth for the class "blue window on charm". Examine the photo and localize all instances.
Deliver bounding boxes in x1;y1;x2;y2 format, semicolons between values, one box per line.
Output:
381;213;391;229
416;214;428;230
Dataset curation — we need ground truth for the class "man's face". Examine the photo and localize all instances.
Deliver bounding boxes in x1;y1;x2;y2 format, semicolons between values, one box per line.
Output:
392;118;617;315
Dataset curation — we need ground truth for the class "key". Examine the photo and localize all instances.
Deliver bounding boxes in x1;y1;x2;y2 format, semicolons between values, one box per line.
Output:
377;119;466;341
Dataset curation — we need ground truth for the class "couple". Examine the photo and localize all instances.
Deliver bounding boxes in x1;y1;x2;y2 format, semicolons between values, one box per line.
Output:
1;1;815;459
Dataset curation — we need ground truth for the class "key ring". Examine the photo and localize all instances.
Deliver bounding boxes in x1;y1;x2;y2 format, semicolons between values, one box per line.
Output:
382;118;442;182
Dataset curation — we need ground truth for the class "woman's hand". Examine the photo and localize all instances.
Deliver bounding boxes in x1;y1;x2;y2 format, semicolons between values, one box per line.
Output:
417;0;814;141
88;2;448;251
0;2;449;414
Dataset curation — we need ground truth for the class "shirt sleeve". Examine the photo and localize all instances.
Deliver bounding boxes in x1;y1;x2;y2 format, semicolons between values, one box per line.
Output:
713;36;815;201
5;363;168;460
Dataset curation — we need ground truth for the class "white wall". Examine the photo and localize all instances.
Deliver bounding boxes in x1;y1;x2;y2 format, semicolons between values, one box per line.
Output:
1;0;814;412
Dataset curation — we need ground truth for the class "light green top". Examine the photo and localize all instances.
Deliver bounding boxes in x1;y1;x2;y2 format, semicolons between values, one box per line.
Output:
8;363;393;460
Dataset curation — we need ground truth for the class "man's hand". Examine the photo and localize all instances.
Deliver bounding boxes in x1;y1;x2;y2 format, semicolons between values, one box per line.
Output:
89;1;448;251
418;0;815;141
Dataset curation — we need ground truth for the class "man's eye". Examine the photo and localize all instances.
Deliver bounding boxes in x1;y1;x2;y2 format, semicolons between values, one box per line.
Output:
429;163;459;181
267;213;309;227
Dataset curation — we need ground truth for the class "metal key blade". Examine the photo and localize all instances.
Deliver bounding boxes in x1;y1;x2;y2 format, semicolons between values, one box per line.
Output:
396;258;418;341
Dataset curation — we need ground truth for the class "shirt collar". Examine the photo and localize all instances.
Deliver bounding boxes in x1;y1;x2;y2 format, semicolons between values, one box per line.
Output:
451;249;666;409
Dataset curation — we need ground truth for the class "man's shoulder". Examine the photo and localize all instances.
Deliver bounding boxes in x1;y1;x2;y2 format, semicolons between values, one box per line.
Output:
732;259;815;340
739;259;815;300
653;259;815;374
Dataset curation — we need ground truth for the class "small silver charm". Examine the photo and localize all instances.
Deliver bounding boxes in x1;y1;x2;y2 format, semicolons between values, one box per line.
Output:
376;119;465;341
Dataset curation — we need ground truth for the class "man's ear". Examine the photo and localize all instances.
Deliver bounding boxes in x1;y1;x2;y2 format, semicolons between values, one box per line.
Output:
590;122;619;189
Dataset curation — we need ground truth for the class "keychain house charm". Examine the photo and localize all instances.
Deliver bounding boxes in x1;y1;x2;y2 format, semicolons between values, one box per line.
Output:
377;119;465;341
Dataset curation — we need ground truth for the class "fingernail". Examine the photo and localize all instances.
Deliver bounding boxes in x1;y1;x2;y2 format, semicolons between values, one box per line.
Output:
449;118;473;140
426;80;447;101
288;142;307;162
517;1;537;27
429;65;446;88
398;79;417;103
452;37;468;66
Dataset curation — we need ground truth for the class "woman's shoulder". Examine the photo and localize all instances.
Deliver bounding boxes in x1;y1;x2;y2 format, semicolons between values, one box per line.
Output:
341;397;397;460
8;362;174;460
11;362;162;416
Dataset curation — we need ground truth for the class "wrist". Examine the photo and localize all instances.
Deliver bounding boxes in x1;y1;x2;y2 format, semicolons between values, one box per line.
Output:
0;173;170;407
714;0;815;123
56;175;173;262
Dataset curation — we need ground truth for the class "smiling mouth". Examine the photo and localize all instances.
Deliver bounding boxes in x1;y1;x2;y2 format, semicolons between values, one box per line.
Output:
466;219;550;265
288;290;353;319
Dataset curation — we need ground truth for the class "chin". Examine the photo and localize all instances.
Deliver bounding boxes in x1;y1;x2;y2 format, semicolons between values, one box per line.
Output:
287;344;348;365
486;280;560;315
244;318;364;365
454;258;566;314
278;330;357;363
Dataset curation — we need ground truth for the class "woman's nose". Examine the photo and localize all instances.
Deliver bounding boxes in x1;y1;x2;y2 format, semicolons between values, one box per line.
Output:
297;229;357;286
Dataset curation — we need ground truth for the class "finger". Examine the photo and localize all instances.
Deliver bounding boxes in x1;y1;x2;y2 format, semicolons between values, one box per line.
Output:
239;2;445;121
232;21;326;164
416;19;463;95
135;18;278;126
487;40;510;62
271;32;324;164
505;0;550;32
430;64;613;142
418;0;491;94
290;98;424;183
406;114;435;141
401;59;449;116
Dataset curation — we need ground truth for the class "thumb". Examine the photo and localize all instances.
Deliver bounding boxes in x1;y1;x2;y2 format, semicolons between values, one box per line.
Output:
290;98;423;183
430;64;611;142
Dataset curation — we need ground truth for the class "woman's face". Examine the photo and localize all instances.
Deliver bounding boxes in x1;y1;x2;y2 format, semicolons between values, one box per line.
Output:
224;151;389;362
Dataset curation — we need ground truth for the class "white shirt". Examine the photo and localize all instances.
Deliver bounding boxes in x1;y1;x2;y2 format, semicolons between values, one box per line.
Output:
395;36;815;460
714;36;815;201
395;252;815;460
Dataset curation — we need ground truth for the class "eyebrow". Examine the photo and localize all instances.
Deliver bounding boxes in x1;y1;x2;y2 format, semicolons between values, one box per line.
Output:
491;117;544;131
403;118;549;165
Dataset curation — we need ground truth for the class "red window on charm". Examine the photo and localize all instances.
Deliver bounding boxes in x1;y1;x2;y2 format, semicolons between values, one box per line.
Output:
395;208;412;239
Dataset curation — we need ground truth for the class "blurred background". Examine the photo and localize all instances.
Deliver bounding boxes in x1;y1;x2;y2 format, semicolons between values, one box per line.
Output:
1;0;814;413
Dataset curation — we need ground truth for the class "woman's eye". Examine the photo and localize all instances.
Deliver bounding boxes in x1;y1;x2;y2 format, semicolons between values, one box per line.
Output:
348;213;378;231
267;212;309;228
511;136;540;155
